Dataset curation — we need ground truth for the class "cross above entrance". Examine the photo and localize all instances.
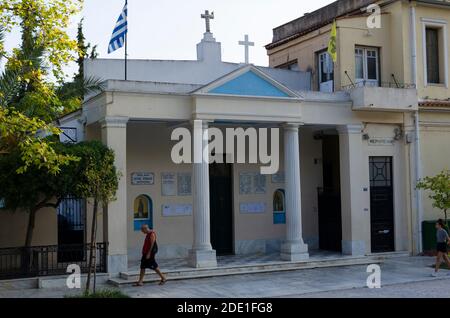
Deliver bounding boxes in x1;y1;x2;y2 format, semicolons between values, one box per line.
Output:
201;10;214;33
238;34;255;64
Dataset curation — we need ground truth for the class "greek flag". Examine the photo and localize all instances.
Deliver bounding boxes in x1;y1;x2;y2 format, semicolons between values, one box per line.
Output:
108;1;128;54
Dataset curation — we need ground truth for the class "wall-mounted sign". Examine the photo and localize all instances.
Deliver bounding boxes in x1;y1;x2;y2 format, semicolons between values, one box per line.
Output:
177;173;192;196
131;172;154;185
240;202;266;214
239;173;253;195
239;172;267;195
253;174;267;194
162;204;192;217
271;172;285;184
368;138;395;146
161;172;176;196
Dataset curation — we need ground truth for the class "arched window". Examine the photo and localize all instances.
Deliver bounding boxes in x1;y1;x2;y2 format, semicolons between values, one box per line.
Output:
133;195;153;231
273;189;286;224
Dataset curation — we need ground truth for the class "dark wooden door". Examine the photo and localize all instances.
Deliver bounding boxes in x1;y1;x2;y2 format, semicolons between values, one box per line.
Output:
369;157;395;253
318;189;342;251
318;135;342;252
209;160;233;255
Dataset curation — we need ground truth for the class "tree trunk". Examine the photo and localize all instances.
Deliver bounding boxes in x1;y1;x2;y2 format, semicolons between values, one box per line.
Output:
85;198;98;293
24;208;36;248
445;209;448;228
22;208;37;273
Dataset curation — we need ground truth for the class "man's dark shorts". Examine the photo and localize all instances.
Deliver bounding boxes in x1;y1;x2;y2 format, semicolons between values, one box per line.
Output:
437;242;448;253
140;255;158;270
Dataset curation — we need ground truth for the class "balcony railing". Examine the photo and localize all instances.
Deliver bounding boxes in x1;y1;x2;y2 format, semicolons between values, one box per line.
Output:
0;243;107;280
342;81;416;90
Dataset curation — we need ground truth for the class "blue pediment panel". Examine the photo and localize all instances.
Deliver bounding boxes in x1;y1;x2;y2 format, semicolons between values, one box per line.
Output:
207;69;292;98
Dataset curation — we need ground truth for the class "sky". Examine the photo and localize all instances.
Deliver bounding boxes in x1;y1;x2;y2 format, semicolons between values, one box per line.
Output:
2;0;335;79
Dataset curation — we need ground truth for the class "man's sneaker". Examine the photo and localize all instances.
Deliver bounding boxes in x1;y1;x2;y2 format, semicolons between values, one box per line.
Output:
431;272;438;277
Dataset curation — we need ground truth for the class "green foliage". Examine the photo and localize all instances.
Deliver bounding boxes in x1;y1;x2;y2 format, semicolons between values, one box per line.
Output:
0;108;78;174
417;170;450;221
66;289;130;298
0;0;83;80
76;140;119;205
57;18;103;115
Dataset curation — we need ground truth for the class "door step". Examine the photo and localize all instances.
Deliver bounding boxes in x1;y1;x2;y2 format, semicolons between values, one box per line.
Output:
367;251;411;258
109;255;384;286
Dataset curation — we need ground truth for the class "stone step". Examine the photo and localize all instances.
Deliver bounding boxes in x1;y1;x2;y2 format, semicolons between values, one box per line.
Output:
109;256;383;286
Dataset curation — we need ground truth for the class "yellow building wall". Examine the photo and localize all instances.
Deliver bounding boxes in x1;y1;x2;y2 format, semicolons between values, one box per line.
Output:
419;111;450;221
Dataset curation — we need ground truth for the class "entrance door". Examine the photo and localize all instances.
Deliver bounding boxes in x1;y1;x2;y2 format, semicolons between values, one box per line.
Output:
57;197;86;262
369;157;395;253
318;135;342;252
209;159;233;255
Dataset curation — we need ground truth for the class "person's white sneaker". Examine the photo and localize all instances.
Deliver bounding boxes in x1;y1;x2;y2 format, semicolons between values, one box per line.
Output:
431;272;438;277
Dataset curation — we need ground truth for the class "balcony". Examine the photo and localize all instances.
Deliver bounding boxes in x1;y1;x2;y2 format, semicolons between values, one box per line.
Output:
344;81;418;112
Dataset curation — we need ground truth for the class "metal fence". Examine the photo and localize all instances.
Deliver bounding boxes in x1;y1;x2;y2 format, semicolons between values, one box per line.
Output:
342;81;416;90
0;243;107;280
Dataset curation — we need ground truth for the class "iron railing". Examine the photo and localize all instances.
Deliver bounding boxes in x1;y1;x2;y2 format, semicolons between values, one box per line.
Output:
342;81;416;90
0;243;107;280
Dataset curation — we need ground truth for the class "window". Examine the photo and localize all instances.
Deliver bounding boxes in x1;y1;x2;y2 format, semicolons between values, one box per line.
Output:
317;51;334;93
422;19;448;87
426;28;440;84
60;127;78;143
276;60;300;71
133;195;153;231
273;189;286;224
421;18;448;88
355;46;379;86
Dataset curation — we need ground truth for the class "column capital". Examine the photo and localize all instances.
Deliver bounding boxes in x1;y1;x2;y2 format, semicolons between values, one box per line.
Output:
337;124;363;135
191;119;213;129
283;122;304;131
101;116;129;129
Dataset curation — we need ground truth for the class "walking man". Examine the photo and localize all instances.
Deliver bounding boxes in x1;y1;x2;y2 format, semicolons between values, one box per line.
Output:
135;224;167;286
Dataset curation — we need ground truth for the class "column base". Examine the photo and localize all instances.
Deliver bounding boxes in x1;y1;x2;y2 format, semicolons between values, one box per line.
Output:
281;241;309;261
107;254;128;275
188;249;217;268
342;240;366;256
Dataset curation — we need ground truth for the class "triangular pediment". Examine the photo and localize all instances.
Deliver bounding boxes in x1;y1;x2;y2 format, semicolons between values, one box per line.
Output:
192;65;300;98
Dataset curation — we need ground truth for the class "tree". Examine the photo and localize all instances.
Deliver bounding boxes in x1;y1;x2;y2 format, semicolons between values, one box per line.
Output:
0;108;77;174
0;139;81;249
75;141;119;293
417;170;450;224
0;0;82;80
56;18;103;116
0;0;84;122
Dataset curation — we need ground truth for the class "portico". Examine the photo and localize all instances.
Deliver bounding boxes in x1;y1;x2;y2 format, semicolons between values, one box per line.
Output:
72;22;416;275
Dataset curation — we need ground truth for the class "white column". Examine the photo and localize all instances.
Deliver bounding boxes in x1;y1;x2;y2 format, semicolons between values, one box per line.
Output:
101;116;129;274
188;120;217;268
281;123;309;261
338;124;369;256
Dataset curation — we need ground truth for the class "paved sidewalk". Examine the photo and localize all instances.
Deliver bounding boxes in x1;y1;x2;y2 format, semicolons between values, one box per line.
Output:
124;256;449;298
295;279;450;298
0;256;448;298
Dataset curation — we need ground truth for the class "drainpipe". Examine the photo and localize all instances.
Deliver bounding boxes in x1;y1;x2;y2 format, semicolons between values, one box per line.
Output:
410;2;423;254
410;3;417;86
414;111;423;254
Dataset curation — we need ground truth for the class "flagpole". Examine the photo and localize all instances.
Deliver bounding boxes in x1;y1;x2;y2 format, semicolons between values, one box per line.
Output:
125;0;128;81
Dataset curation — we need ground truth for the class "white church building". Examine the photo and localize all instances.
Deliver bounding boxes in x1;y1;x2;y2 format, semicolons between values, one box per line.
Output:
1;15;420;276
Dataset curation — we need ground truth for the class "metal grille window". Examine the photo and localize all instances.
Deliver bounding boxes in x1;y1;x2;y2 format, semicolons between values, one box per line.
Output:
369;157;392;188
